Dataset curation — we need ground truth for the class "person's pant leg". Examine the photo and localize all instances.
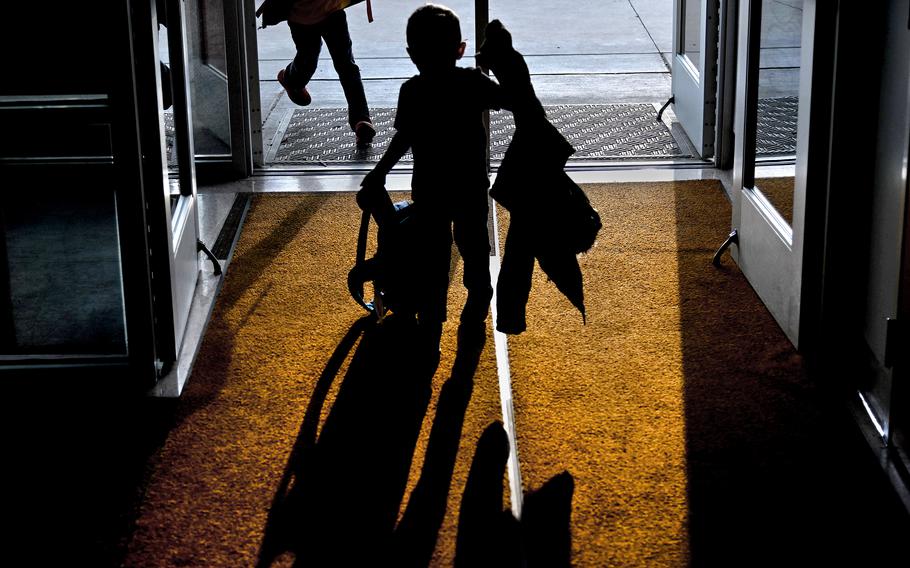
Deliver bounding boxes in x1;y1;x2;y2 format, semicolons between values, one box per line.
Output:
415;214;453;325
286;21;322;89
453;206;493;323
320;10;370;129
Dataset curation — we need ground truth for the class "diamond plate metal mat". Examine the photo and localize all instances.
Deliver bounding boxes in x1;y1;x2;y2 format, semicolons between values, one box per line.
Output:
756;96;798;156
270;104;691;165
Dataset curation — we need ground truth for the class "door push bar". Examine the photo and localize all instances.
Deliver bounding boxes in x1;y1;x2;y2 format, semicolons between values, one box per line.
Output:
656;95;675;122
712;229;738;267
198;240;223;276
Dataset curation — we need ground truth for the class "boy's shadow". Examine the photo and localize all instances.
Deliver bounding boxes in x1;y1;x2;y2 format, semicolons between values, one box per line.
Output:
257;312;488;567
456;421;575;568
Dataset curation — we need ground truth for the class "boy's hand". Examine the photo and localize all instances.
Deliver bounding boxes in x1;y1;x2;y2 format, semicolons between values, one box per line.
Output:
361;168;386;191
357;170;386;210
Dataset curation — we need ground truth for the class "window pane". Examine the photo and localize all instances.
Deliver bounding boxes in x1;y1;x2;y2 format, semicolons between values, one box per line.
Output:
682;0;702;64
1;188;127;356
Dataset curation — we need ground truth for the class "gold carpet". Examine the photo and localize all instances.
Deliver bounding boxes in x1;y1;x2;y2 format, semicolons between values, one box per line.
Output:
124;193;503;566
123;180;887;566
500;182;695;566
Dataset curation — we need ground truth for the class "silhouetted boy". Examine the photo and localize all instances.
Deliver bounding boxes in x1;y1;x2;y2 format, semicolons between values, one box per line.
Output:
361;4;507;347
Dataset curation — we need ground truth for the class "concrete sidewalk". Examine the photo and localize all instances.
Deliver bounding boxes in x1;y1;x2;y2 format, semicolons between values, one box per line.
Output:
257;0;674;104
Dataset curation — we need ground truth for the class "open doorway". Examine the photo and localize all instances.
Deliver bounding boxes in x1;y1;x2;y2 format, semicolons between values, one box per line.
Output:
256;0;714;170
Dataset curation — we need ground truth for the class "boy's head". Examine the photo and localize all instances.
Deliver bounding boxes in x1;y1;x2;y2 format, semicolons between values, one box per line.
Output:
406;4;466;72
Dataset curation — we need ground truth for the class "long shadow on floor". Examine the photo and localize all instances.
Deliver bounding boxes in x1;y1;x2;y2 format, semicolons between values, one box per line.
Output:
2;380;179;567
455;421;574;568
257;313;483;566
256;313;575;566
674;183;910;566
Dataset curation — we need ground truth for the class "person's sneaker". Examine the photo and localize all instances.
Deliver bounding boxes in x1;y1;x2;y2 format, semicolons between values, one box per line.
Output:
355;120;376;147
277;69;311;107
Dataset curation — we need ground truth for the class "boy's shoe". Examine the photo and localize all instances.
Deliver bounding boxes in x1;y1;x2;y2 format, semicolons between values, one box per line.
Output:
355;120;376;147
277;69;311;107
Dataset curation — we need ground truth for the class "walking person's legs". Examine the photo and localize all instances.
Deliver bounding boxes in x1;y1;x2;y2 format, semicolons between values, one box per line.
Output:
320;9;374;144
279;21;322;106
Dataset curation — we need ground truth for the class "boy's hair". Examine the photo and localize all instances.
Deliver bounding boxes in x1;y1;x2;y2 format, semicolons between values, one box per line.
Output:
406;4;462;69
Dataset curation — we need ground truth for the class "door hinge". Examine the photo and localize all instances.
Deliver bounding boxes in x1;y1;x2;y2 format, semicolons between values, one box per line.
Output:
884;318;902;368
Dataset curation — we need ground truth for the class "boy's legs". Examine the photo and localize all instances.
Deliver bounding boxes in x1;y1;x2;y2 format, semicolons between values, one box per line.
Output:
414;213;452;352
453;206;493;325
320;10;372;137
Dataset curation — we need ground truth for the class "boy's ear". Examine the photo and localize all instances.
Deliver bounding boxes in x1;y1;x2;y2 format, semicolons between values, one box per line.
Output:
455;41;466;60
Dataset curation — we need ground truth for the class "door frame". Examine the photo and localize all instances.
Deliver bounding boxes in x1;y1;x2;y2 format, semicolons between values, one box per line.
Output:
714;0;739;169
133;0;205;379
164;0;204;364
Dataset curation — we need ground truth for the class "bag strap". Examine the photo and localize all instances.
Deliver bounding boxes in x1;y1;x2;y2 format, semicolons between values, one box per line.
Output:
355;209;370;268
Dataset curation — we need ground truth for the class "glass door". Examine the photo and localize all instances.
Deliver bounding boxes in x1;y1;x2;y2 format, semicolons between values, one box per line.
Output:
671;0;719;158
0;2;166;384
186;0;230;164
172;0;255;179
731;0;828;347
157;0;202;367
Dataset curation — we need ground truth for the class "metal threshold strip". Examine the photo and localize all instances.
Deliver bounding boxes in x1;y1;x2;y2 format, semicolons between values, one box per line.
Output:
253;157;714;176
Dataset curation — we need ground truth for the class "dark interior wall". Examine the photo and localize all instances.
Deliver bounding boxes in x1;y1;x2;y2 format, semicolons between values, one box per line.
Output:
817;1;887;378
872;0;910;479
819;0;910;501
862;0;910;367
0;5;130;96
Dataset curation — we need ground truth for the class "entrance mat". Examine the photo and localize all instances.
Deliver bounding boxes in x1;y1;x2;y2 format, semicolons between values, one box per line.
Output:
122;185;909;567
270;104;691;164
757;96;798;156
498;180;908;565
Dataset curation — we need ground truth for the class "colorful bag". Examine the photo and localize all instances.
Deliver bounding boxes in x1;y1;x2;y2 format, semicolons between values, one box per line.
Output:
257;0;373;28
